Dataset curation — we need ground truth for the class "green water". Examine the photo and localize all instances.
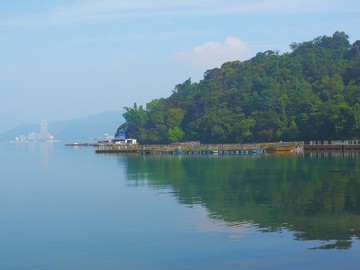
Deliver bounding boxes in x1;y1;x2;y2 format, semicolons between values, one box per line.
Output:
124;153;360;250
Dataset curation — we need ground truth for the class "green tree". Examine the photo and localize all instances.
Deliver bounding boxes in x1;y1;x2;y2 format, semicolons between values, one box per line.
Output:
166;108;185;142
122;103;148;142
167;127;185;143
117;32;360;144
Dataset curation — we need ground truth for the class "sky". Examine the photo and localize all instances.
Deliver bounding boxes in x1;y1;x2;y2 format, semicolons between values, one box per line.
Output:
0;0;359;132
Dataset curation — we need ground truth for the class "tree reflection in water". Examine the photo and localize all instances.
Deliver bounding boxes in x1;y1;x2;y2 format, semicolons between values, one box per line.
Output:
122;153;360;250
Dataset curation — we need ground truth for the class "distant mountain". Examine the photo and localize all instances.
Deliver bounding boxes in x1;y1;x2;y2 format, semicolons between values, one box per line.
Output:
0;111;124;142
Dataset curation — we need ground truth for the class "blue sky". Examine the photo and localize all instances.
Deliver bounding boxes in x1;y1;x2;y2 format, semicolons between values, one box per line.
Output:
0;0;359;132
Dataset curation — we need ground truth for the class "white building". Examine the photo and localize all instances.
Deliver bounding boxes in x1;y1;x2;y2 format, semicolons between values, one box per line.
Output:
40;120;49;140
15;120;54;142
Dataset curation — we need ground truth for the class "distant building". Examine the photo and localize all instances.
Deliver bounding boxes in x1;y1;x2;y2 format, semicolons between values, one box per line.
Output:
15;135;27;142
28;132;37;141
15;120;54;142
113;138;138;145
40;120;49;140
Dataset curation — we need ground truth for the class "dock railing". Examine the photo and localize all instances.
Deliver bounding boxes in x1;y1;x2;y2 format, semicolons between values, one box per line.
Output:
304;140;360;152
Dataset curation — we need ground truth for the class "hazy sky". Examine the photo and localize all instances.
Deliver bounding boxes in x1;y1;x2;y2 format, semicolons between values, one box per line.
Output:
0;0;359;132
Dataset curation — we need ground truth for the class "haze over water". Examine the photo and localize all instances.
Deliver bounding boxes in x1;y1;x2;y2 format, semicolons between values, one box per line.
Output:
1;142;359;269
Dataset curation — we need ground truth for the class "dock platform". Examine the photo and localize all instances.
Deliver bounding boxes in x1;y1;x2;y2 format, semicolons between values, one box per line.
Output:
303;140;360;152
95;142;303;155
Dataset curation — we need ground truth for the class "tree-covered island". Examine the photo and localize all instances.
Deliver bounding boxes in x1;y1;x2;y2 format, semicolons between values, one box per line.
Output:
116;31;360;144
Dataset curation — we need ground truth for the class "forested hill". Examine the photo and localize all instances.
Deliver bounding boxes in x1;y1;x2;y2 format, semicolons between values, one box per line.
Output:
117;31;360;144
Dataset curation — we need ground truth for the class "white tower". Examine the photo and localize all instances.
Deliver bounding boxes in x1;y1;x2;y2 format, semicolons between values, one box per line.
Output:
40;120;49;140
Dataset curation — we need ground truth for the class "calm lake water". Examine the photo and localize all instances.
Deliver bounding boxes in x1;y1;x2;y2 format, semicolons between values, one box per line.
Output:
0;142;360;269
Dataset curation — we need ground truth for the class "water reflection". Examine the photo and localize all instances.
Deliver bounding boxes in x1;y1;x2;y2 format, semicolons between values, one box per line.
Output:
122;154;360;250
13;141;55;166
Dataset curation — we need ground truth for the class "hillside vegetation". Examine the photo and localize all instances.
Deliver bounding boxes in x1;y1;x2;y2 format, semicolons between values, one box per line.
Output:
117;31;360;144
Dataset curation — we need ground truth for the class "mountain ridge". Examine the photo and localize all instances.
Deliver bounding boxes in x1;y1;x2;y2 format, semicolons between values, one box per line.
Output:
0;111;124;142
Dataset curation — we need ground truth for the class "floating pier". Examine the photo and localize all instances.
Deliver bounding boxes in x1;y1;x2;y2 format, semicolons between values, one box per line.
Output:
94;140;360;155
95;141;302;155
65;142;98;147
303;140;360;152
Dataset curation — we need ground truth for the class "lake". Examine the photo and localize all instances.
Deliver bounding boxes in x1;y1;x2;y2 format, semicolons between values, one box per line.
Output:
0;142;359;269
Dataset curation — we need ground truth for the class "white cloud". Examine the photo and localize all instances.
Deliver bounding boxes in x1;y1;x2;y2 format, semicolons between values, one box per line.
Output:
176;37;252;72
1;0;358;28
0;0;210;27
199;0;360;16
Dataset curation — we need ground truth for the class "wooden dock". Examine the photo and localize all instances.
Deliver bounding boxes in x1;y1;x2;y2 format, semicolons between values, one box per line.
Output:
304;144;360;152
303;140;360;152
94;140;360;155
95;142;303;155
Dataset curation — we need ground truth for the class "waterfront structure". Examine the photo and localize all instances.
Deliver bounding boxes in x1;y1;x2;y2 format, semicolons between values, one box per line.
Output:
15;120;54;142
95;141;302;155
96;140;360;155
40;120;49;140
113;138;138;145
304;140;360;152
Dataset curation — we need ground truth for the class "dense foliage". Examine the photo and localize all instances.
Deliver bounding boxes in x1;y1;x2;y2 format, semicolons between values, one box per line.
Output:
117;31;360;143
